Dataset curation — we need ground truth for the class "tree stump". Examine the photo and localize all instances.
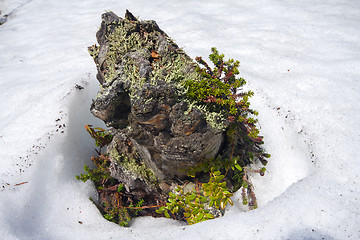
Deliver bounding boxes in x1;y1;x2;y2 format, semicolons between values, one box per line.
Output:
89;11;224;198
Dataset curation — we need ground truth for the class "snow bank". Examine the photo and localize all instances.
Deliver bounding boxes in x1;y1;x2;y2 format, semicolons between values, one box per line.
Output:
0;0;359;239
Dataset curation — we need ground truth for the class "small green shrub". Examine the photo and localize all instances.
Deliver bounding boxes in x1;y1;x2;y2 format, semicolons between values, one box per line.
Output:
186;155;242;178
183;48;258;136
85;125;113;154
203;170;234;209
156;170;233;225
156;48;270;223
77;125;150;227
183;48;269;166
76;155;111;186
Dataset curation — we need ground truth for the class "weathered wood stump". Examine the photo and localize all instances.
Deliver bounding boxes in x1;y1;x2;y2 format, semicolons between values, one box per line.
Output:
89;11;224;197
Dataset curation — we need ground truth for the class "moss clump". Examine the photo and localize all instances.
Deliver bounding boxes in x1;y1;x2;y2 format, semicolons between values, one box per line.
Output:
89;12;197;100
151;53;198;85
104;20;143;84
109;147;158;185
88;44;100;60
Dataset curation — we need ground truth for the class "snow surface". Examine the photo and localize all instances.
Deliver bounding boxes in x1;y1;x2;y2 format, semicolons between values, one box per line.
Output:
0;0;359;239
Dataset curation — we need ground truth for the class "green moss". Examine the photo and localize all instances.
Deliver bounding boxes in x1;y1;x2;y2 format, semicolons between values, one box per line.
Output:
121;55;147;97
203;111;226;131
88;44;99;60
182;101;226;132
104;206;132;227
151;53;197;84
110;147;158;184
103;21;143;84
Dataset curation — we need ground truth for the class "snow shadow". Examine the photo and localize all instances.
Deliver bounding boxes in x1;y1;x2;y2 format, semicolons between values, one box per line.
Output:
59;76;106;182
285;228;337;240
0;74;104;239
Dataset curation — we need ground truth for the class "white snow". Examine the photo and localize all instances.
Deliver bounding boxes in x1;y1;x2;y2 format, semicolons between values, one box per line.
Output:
0;0;359;239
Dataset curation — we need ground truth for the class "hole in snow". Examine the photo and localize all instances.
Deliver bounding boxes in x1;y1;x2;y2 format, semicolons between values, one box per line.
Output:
64;74;312;216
